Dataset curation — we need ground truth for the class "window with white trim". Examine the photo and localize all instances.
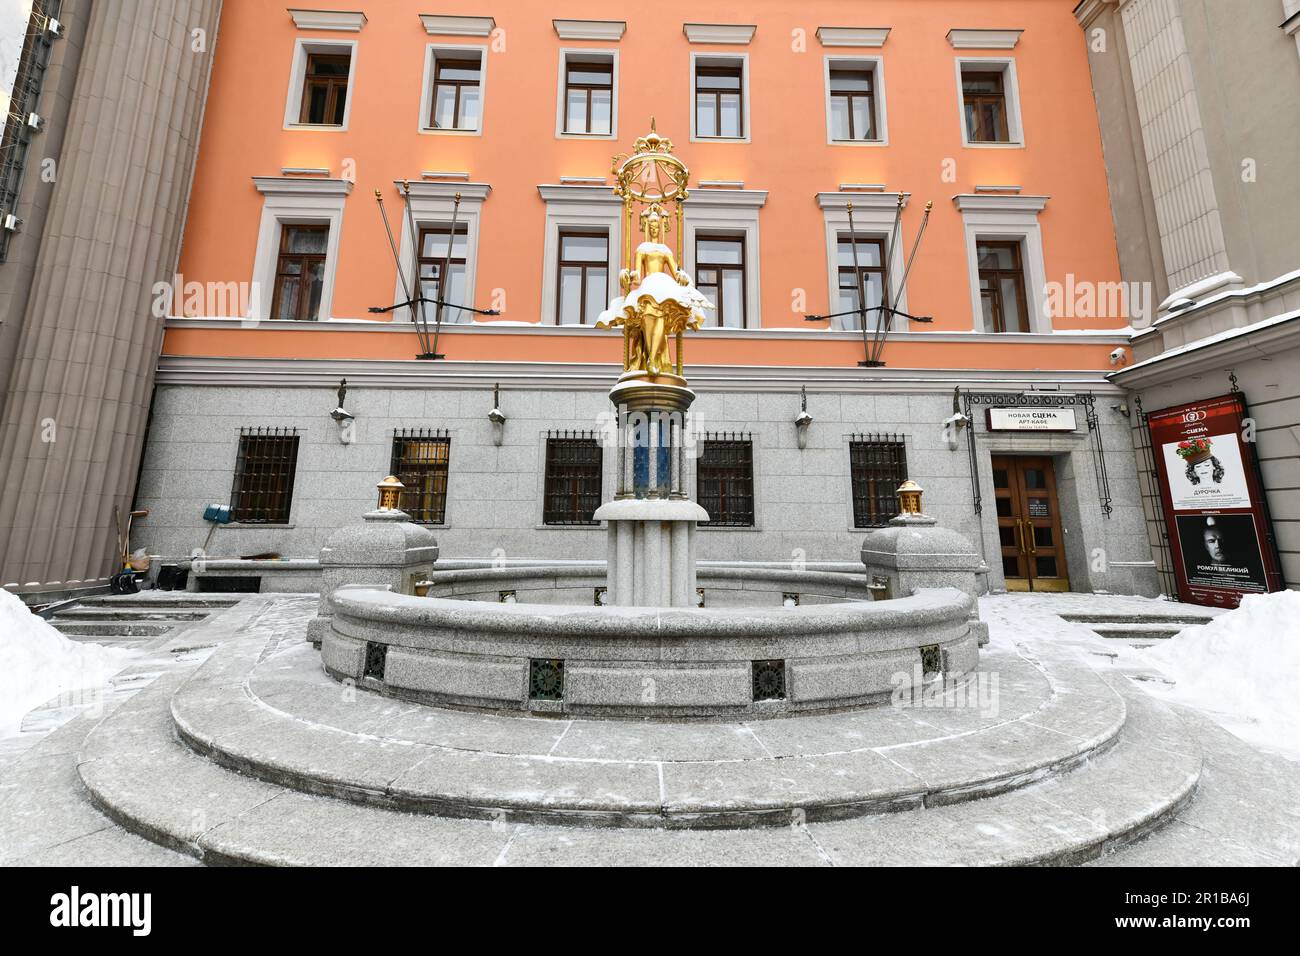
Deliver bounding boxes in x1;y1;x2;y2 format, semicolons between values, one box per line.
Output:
691;54;749;141
955;58;1023;146
558;51;617;137
284;40;357;130
538;184;622;325
825;58;886;144
953;194;1050;332
250;177;351;322
815;192;909;333
427;50;483;131
389;182;490;326
682;189;767;329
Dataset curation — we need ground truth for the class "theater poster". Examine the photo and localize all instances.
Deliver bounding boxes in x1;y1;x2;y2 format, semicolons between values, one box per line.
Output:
1147;393;1283;608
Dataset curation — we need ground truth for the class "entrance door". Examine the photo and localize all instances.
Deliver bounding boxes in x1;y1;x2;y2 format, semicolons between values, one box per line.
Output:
992;456;1070;592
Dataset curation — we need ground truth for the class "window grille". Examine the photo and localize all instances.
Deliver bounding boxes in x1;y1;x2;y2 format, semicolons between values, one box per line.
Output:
543;431;602;525
230;428;300;524
697;433;755;527
849;433;907;529
391;429;451;524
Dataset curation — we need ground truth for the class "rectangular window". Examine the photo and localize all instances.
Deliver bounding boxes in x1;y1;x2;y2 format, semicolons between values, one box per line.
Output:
977;240;1029;333
556;230;609;325
697;435;755;528
695;61;744;138
391;430;451;524
270;224;328;321
543;433;603;526
695;235;746;328
564;57;613;135
836;234;888;331
418;224;469;323
961;68;1010;143
829;67;877;141
299;52;351;126
230;428;300;524
849;435;907;529
430;53;482;131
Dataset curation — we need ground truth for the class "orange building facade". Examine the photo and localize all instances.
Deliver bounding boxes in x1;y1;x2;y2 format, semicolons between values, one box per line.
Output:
136;0;1158;596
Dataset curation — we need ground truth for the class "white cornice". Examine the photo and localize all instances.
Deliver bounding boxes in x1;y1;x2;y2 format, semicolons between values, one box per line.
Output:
815;26;890;48
687;188;768;209
1073;0;1114;29
683;23;756;45
553;19;626;41
162;317;1128;347
394;180;491;202
154;353;1124;394
537;183;621;205
420;14;495;37
947;29;1023;49
253;176;353;196
287;8;367;32
952;193;1048;213
817;191;909;211
1110;311;1300;388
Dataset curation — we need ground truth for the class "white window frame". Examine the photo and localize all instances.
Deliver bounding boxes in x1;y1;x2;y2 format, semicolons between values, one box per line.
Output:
954;56;1024;148
389;181;491;325
953;194;1051;333
823;56;888;146
283;38;358;132
683;189;767;329
249;177;352;322
538;185;623;326
419;44;488;136
689;52;751;143
816;192;910;331
555;48;620;140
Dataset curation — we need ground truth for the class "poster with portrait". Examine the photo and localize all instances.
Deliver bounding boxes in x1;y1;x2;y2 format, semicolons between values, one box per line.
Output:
1147;393;1283;609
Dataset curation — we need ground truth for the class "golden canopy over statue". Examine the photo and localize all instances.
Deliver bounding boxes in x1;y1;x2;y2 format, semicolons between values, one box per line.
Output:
597;121;709;381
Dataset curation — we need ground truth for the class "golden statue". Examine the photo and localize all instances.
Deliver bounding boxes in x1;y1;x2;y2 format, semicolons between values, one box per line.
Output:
597;122;709;380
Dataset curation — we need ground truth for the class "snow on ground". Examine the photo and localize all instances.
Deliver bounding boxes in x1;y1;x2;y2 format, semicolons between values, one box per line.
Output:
981;590;1300;760
1139;590;1300;758
0;589;129;738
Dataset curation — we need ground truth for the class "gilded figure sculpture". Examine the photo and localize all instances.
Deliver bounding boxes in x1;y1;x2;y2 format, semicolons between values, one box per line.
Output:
597;123;709;380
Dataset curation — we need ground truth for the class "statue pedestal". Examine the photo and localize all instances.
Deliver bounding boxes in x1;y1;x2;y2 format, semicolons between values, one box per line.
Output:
305;508;439;647
593;498;708;607
598;373;708;607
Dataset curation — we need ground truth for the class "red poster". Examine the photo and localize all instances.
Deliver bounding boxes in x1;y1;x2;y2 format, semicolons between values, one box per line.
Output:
1146;393;1283;608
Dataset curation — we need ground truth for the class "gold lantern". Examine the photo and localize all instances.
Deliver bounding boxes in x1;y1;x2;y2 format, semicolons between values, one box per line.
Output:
897;479;924;515
376;475;405;511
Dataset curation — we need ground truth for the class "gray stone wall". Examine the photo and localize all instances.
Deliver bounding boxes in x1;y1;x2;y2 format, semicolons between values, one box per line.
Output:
133;381;1158;596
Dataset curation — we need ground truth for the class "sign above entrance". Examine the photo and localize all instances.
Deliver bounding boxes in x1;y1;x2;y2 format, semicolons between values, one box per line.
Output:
986;407;1077;432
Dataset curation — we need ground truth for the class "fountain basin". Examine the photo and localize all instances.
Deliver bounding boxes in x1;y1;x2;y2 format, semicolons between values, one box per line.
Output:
321;585;978;718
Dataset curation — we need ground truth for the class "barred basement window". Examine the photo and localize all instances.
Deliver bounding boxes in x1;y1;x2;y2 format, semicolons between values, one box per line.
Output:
697;434;755;527
230;428;300;524
391;429;451;524
850;433;907;529
543;431;603;525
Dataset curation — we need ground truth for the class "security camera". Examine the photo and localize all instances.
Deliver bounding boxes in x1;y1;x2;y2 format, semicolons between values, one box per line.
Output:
1109;348;1128;367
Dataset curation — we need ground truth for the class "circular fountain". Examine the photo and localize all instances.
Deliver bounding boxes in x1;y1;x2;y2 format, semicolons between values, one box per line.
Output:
312;124;986;719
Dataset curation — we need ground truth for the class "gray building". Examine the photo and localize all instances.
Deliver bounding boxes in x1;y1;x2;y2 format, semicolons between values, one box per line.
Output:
1077;0;1300;593
0;0;220;594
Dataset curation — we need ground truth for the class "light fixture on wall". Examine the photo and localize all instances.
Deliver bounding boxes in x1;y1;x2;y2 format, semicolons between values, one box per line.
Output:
943;386;971;451
795;386;813;450
488;382;506;446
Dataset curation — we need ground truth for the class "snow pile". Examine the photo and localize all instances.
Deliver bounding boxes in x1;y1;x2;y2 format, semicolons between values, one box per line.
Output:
1141;590;1300;756
0;589;128;736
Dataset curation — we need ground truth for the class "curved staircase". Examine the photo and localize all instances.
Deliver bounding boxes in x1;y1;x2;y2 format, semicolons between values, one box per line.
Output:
3;594;1297;866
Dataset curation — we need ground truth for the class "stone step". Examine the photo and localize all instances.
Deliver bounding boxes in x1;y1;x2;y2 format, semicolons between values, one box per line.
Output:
1058;613;1212;627
1085;623;1185;640
75;671;1203;866
52;607;210;622
50;620;177;638
167;638;1129;829
78;595;241;609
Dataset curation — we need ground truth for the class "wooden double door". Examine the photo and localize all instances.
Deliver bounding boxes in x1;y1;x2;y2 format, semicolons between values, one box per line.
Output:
992;455;1070;592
